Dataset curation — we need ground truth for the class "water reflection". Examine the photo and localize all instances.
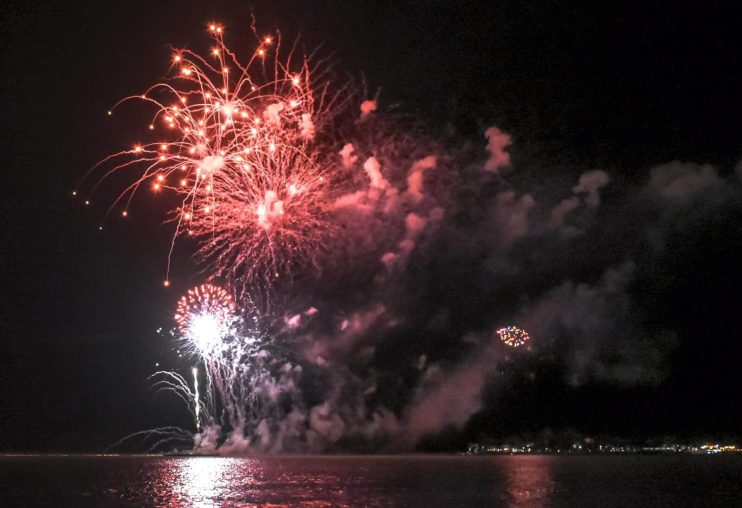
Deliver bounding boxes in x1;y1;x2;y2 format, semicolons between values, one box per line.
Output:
112;455;551;506
502;455;554;507
3;454;741;506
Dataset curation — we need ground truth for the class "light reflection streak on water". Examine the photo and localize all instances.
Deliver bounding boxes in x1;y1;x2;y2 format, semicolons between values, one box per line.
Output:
177;457;250;507
502;455;554;507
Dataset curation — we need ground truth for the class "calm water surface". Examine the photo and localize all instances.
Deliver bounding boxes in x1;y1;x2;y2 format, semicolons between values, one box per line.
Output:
1;455;741;506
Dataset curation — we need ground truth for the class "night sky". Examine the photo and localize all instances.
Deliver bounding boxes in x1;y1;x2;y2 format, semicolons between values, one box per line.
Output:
1;0;742;453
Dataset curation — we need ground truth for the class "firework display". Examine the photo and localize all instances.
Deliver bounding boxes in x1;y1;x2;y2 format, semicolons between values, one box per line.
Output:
92;22;538;455
497;326;531;348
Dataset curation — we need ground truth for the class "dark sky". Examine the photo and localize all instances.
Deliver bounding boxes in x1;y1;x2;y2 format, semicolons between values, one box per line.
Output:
1;0;741;452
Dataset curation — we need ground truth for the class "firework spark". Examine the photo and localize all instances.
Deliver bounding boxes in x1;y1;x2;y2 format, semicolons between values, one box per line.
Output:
497;326;531;348
85;23;342;291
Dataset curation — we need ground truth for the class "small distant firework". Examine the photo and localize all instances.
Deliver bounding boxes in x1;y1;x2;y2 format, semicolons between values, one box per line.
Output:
84;23;342;290
497;326;531;348
175;284;237;357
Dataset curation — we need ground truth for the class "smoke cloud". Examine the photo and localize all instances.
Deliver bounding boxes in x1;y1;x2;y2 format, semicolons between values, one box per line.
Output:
248;113;742;452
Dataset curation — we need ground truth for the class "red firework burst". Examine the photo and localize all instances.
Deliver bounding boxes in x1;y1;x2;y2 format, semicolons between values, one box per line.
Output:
83;23;341;291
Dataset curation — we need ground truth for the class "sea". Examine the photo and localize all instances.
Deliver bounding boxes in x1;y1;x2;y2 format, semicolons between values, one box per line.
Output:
1;454;741;506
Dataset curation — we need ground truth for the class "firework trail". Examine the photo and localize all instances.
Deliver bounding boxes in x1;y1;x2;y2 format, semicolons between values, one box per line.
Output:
192;367;201;430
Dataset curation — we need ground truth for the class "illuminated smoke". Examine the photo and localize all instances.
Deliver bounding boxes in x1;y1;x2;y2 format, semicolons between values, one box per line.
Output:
572;170;610;207
483;126;512;172
339;143;358;169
